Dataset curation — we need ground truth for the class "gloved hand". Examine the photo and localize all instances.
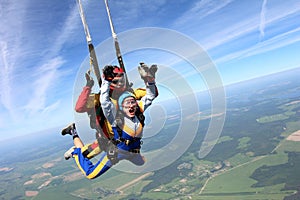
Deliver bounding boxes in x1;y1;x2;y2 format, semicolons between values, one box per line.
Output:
85;72;94;87
149;64;158;78
138;63;157;82
103;65;115;81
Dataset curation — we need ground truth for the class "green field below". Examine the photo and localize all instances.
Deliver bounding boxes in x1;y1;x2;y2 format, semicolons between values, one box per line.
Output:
199;125;300;199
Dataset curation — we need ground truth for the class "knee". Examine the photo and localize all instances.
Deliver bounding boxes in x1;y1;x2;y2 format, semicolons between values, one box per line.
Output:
135;156;146;166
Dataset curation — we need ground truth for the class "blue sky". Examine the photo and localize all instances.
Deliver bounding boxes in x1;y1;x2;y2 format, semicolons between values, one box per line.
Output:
0;0;300;141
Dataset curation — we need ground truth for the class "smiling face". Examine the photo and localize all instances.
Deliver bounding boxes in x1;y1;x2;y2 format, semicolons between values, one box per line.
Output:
111;73;125;89
109;73;126;97
122;97;137;118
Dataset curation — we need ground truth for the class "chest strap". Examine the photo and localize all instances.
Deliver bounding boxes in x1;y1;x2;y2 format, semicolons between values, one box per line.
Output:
113;136;142;146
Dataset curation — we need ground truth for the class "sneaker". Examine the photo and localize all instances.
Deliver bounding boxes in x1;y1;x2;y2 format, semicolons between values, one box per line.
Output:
64;146;76;160
61;123;76;136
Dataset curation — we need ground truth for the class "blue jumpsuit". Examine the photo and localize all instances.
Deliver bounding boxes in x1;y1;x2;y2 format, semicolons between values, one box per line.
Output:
72;80;157;179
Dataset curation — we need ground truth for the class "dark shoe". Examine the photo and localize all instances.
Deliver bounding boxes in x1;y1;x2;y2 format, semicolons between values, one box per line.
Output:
96;133;109;152
61;123;76;136
64;146;76;160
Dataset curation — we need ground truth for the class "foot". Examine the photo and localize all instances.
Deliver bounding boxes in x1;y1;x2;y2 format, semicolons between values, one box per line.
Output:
64;146;76;160
61;123;76;136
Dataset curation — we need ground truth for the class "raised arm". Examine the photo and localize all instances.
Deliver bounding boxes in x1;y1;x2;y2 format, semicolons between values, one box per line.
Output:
100;66;118;125
75;72;95;113
138;63;159;112
100;79;116;126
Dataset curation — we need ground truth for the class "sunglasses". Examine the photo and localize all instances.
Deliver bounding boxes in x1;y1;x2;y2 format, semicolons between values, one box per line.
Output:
112;75;125;85
122;99;137;107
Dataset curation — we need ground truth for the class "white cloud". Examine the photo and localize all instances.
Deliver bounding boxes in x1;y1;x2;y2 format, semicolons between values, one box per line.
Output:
105;0;168;29
0;0;82;138
259;0;268;40
172;0;300;53
173;0;234;28
193;0;300;60
0;1;29;117
0;41;14;112
47;6;80;58
23;56;65;114
215;26;300;64
42;100;61;115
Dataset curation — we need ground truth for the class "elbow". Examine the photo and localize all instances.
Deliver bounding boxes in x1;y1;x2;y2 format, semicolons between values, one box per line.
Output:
99;93;105;105
155;86;159;97
75;104;86;113
100;97;106;109
150;91;159;101
148;95;156;102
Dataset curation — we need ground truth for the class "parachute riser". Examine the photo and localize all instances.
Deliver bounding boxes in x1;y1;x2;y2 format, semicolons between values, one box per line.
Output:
104;0;131;88
76;0;102;87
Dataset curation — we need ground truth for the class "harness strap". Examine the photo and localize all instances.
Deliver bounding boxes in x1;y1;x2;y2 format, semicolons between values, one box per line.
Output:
118;137;141;146
129;149;140;153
